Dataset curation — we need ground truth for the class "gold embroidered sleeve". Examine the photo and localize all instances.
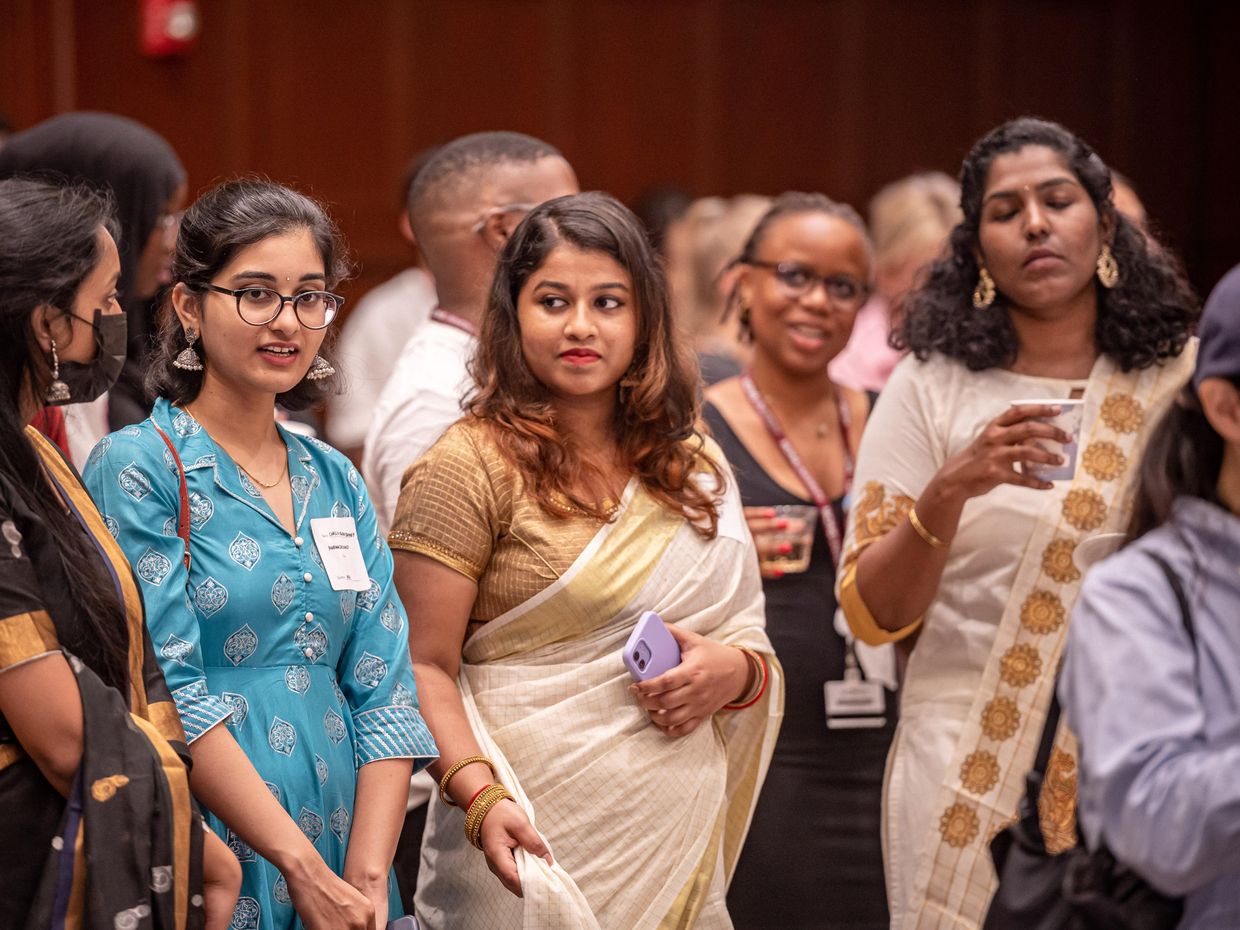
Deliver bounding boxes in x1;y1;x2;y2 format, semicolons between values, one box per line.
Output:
387;421;506;581
0;610;60;672
838;480;921;646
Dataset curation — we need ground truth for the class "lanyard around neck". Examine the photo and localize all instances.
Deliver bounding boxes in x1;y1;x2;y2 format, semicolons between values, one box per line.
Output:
739;372;854;565
431;307;479;338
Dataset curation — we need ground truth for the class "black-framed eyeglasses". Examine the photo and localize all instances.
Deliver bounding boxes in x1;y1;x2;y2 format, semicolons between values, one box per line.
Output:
202;284;344;330
747;260;868;308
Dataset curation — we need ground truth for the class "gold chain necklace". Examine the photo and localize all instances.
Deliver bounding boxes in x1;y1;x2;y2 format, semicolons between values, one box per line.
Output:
183;403;289;488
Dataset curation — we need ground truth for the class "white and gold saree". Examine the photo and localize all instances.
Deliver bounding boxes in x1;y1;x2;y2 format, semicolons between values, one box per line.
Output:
838;347;1194;930
392;423;782;929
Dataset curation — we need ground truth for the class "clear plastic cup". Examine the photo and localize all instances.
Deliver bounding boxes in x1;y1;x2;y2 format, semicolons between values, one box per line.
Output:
757;504;818;574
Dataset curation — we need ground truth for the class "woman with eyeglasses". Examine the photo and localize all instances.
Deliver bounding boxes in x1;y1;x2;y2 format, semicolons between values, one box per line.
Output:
83;179;438;930
837;118;1197;930
702;192;893;929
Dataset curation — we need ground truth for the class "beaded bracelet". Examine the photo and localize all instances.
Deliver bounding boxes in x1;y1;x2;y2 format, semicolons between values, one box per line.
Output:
722;647;769;711
464;783;515;850
437;755;498;807
907;506;947;549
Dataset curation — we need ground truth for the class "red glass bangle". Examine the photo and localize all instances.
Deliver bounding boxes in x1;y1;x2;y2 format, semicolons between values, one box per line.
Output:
466;783;492;811
723;650;768;711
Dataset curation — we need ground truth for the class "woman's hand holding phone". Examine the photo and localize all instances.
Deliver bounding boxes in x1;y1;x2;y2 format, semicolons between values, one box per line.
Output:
629;625;751;737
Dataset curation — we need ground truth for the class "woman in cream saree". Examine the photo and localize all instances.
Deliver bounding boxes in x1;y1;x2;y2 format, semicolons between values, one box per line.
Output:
389;193;781;929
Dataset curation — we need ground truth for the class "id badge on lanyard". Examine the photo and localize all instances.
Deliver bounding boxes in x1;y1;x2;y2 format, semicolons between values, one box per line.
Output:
825;645;887;730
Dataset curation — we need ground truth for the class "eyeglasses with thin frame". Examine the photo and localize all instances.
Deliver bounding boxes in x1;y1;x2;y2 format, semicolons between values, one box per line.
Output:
747;260;868;309
470;202;538;235
202;284;344;330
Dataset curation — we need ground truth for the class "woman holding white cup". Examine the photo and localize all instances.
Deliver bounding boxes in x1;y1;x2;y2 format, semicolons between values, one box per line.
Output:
837;117;1198;930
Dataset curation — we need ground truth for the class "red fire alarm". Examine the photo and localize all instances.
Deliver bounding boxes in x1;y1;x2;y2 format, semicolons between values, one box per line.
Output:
141;0;200;58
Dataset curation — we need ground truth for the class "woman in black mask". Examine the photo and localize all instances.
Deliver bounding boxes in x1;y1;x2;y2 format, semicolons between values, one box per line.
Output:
0;177;238;929
0;111;187;436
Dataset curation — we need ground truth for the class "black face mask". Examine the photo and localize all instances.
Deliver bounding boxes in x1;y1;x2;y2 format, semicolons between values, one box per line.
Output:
48;309;128;406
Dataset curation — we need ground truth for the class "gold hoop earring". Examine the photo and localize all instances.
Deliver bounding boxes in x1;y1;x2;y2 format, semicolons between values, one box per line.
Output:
1096;244;1119;289
972;266;996;309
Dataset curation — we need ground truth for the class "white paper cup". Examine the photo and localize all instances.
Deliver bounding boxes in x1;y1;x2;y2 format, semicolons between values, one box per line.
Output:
1010;398;1085;481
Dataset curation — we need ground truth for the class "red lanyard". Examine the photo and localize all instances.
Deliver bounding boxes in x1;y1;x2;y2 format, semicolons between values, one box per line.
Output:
739;373;853;566
431;307;479;338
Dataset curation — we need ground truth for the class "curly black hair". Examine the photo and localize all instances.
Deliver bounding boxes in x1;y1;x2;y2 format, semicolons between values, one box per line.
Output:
896;117;1197;372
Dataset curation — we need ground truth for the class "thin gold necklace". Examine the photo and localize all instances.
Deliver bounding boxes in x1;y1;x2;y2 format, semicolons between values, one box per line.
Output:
183;403;288;488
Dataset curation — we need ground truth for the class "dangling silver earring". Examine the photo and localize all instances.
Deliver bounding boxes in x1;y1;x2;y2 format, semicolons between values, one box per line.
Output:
306;355;335;381
173;328;204;371
45;339;71;403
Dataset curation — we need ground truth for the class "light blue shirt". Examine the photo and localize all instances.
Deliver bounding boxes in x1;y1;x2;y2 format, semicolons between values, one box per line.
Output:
1061;495;1240;930
84;398;437;930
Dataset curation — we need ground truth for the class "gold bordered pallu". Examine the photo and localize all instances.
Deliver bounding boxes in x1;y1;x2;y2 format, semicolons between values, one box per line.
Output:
904;348;1195;930
415;472;783;930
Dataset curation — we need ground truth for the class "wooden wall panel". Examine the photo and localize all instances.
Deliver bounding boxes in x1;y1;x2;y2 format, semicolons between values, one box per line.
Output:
1;0;1235;304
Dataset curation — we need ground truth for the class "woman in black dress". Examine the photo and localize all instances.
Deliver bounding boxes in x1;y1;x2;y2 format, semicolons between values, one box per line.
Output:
704;192;894;930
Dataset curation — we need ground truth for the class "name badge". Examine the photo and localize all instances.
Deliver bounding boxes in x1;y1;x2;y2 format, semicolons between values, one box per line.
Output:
309;517;371;591
824;678;887;730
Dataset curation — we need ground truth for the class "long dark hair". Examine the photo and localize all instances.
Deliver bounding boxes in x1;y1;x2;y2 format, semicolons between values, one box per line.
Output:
897;117;1197;371
0;178;129;690
468;191;723;537
146;178;351;410
1126;386;1226;542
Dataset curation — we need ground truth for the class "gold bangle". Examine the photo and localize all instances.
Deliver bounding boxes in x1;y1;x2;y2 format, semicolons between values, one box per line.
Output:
907;506;947;549
464;784;514;850
437;755;498;807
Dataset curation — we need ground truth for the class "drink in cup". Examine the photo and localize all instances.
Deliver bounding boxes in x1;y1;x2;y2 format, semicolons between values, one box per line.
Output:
1010;398;1085;481
758;504;817;574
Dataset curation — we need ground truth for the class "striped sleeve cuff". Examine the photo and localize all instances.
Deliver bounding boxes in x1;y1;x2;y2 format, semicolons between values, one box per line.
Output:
352;704;439;770
170;679;232;742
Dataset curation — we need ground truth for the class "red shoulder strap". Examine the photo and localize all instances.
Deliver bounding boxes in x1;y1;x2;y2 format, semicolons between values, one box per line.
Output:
152;424;191;571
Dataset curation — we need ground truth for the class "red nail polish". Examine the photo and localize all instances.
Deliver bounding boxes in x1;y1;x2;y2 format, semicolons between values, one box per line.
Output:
778;542;793;554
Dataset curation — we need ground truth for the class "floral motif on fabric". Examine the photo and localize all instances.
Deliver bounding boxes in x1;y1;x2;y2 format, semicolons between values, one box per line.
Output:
330;806;350;843
1081;441;1127;482
226;828;257;863
273;875;290;906
230;896;260;930
284;665;311;695
999;644;1043;689
160;634;193;666
1041;538;1080;585
1100;393;1144;434
1062;488;1108;532
841;480;915;568
379;601;402;635
297;807;324;842
330;500;351;518
270;573;295;614
221;692;248;729
236;467;262;498
339;591;356;625
391;683;416;707
939;802;980;849
228;532;262;571
315;754;329;785
90;774;130;802
151;865;172;893
188;491;214;530
103;514;120;539
960;750;1001;796
223;624;258;666
357;579;381;613
118;463;152;501
1038;747;1079;855
354;651;388;689
290;475;311;503
194;577;229;618
86;436;111;469
1020;590;1066;634
263;781;281;803
136;546;173;586
323;708;347;744
294;624;328;664
980;696;1021;742
268;716;297;756
171;410;201;437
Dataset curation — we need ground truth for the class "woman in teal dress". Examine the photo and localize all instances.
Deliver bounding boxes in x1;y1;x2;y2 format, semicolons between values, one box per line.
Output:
84;179;437;930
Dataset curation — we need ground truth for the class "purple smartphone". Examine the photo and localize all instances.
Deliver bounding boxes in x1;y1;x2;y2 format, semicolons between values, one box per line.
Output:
623;610;682;681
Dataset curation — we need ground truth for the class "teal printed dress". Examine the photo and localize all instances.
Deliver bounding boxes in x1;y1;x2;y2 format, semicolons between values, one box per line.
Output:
83;398;438;930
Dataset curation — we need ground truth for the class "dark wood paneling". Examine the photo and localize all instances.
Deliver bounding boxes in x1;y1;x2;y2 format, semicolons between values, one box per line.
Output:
1;0;1235;303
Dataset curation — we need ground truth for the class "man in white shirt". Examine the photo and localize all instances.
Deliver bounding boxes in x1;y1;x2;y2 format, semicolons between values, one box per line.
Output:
326;152;439;462
363;131;579;531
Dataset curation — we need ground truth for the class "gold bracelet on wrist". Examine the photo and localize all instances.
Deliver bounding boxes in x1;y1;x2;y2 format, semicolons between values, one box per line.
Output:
437;755;498;807
464;783;515;850
907;506;947;550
